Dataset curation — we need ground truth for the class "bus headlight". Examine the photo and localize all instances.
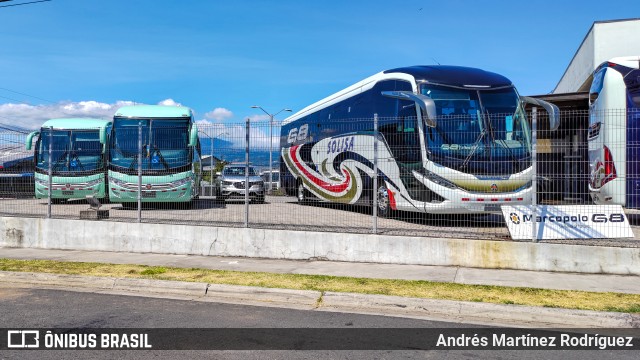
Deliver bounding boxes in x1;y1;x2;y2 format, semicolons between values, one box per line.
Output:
517;181;533;192
423;170;457;189
169;177;191;188
86;178;103;187
35;178;49;186
109;177;127;187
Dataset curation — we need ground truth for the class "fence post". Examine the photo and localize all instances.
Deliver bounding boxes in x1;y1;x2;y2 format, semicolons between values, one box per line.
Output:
137;121;142;223
244;118;250;228
47;126;52;219
531;107;537;242
372;113;378;234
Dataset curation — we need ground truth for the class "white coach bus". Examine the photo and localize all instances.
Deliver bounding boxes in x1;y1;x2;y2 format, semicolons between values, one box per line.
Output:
588;56;640;208
280;65;559;215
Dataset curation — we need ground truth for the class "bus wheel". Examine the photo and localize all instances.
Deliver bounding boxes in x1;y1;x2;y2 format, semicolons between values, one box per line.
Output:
376;184;391;218
297;181;308;205
121;202;136;210
184;200;194;209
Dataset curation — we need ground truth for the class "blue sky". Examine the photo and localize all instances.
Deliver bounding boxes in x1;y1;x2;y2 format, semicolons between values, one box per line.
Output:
0;0;638;128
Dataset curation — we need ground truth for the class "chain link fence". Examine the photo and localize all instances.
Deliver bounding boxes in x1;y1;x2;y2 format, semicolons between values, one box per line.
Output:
1;109;639;246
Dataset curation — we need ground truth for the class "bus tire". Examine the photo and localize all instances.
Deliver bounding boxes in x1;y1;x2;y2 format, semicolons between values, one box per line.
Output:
375;183;392;218
121;202;136;210
297;181;309;205
184;200;194;209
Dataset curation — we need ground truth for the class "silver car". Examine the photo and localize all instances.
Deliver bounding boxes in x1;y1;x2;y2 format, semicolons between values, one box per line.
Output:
217;164;265;203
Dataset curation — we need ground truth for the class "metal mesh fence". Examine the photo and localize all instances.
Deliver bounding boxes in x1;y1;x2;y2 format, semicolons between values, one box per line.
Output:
1;109;639;247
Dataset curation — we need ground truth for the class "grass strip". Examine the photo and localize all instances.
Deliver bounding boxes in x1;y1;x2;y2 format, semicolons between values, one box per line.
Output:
1;258;639;313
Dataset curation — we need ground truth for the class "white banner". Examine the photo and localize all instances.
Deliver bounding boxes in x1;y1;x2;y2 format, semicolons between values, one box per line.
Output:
502;205;634;240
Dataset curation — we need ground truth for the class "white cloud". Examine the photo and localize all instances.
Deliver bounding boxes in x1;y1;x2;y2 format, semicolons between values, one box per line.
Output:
0;98;193;131
0;100;135;130
248;114;270;122
157;98;182;107
204;107;233;121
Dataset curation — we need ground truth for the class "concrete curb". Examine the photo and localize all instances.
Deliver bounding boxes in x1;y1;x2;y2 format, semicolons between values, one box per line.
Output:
0;271;321;310
1;271;638;328
319;292;640;328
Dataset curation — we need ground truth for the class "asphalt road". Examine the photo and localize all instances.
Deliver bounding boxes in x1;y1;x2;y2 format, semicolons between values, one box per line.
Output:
0;286;637;359
1;195;639;247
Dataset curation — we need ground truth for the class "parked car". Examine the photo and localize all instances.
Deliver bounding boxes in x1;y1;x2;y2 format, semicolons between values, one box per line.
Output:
260;169;280;191
216;164;265;203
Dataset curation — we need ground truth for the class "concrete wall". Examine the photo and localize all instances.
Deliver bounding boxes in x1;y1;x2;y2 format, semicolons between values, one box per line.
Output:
2;216;639;275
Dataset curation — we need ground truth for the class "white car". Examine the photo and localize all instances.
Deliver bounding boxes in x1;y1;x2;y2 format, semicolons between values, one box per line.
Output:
217;164;265;203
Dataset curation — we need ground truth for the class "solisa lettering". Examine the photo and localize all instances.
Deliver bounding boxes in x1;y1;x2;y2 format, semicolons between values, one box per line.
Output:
327;136;355;154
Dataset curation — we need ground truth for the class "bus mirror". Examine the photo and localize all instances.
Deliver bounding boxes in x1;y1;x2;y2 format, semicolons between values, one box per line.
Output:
381;91;437;127
99;127;107;144
189;124;198;147
25;131;39;150
521;96;560;131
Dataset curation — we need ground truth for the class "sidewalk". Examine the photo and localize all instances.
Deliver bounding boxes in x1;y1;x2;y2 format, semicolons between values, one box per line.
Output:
1;247;639;294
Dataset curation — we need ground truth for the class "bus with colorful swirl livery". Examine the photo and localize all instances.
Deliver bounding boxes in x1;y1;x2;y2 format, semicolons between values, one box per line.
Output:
280;65;559;215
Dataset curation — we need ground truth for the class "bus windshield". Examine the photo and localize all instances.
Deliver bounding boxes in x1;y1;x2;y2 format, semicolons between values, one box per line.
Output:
110;118;190;171
37;129;103;173
420;84;531;174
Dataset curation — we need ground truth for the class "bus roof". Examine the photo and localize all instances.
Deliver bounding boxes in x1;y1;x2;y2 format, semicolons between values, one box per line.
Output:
384;65;512;88
41;118;112;130
283;65;513;125
602;56;640;70
114;105;193;119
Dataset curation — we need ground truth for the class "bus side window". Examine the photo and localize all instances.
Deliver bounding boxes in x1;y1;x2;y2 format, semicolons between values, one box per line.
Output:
590;68;606;105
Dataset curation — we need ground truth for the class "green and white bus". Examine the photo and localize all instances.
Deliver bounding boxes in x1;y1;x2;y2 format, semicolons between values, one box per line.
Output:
108;105;201;204
25;118;112;201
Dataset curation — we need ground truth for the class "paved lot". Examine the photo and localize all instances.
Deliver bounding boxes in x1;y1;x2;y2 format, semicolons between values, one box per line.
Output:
1;195;639;247
3;286;636;359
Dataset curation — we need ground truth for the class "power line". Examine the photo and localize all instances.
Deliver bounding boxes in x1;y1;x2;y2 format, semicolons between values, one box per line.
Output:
0;94;32;104
0;0;52;9
0;125;30;134
0;87;55;104
0;139;27;146
0;118;34;134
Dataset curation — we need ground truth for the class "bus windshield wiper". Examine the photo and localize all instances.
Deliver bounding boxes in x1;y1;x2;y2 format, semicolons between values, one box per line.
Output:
51;150;69;172
487;110;520;171
495;139;520;172
69;151;85;171
458;129;485;171
128;144;145;171
151;145;170;171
